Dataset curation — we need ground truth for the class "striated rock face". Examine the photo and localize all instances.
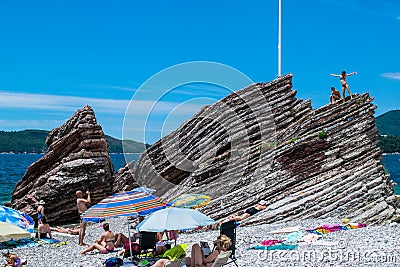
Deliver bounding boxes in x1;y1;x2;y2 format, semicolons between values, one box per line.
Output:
11;105;114;225
112;161;139;192
119;74;400;225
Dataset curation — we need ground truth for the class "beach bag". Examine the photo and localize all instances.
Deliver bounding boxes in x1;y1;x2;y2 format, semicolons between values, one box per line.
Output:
123;241;141;254
104;257;123;267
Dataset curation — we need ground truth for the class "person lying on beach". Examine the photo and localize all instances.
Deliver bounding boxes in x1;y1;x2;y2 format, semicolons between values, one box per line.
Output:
184;235;231;267
50;225;80;235
2;252;26;267
212;200;268;229
229;200;267;221
80;223;116;255
37;216;53;239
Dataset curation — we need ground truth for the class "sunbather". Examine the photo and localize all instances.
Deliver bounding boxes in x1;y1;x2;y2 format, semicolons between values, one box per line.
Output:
229;200;267;221
2;252;26;267
50;225;80;235
184;235;231;267
213;200;268;229
80;223;116;255
37;216;53;239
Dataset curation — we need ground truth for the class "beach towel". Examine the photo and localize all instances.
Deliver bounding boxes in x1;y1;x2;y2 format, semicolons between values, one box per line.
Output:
162;244;187;260
269;226;302;234
306;223;366;235
246;243;298;250
285;231;304;243
0;238;61;249
261;239;284;246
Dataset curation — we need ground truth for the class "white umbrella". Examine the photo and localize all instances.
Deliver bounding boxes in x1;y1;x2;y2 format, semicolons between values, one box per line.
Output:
0;222;31;242
136;207;216;232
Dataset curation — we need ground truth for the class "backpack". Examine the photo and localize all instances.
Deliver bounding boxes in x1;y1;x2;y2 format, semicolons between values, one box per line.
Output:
124;241;141;255
104;257;124;267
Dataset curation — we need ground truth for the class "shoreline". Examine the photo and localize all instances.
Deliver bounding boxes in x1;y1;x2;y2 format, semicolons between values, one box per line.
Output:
2;217;400;267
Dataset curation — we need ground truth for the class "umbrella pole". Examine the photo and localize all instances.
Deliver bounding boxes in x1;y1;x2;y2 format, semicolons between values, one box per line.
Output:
127;218;133;260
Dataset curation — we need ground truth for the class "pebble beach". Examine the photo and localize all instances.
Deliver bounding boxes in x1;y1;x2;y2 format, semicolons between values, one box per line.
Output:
2;217;400;267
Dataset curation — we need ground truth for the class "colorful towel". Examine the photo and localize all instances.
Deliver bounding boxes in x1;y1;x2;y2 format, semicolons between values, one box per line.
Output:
306;223;366;235
0;238;61;249
261;239;284;246
247;243;298;250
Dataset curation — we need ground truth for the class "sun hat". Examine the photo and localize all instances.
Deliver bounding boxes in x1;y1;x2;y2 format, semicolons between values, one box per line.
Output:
259;200;267;206
39;200;45;205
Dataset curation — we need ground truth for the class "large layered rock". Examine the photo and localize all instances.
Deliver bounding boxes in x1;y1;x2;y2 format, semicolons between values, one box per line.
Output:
11;105;114;225
119;74;400;225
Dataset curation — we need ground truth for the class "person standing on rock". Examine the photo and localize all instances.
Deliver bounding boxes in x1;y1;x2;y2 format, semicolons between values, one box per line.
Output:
330;70;357;99
76;190;91;246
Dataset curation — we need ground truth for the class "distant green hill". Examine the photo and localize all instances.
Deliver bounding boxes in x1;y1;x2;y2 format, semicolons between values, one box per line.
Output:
376;110;400;153
0;129;148;154
376;110;400;136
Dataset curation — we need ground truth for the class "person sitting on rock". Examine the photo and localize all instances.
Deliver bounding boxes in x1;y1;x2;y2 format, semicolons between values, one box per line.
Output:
37;216;53;239
330;87;341;104
212;200;268;229
80;223;116;255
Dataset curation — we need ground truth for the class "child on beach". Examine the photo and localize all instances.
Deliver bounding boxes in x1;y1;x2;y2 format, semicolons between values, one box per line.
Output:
2;252;26;267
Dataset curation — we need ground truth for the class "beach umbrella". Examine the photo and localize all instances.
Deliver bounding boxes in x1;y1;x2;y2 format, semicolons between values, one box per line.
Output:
80;190;167;223
169;194;210;209
81;190;167;259
136;207;216;232
0;206;34;233
0;222;31;242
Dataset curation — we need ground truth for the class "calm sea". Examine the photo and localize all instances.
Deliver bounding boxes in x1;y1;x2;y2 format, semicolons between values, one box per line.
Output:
0;153;140;205
1;153;399;205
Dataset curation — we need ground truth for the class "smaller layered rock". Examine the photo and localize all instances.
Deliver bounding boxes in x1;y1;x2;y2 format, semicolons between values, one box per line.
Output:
11;105;114;225
112;161;139;192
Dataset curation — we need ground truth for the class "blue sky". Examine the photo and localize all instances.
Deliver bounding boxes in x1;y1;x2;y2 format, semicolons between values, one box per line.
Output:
0;0;399;144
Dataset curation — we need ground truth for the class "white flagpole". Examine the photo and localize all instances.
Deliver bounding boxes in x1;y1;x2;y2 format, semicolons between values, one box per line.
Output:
278;0;282;77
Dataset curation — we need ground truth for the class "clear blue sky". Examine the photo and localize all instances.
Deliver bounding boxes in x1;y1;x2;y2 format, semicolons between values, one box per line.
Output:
0;0;399;144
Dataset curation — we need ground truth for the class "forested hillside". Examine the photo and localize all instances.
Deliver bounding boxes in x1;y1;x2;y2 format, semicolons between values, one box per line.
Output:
0;110;399;153
0;130;148;153
376;110;400;136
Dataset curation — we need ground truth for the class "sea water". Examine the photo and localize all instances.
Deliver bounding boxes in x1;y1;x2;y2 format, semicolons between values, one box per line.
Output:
0;154;399;205
0;153;140;205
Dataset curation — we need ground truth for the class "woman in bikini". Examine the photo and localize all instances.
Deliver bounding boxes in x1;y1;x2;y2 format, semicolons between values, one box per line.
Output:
80;223;116;255
330;70;357;99
228;200;267;221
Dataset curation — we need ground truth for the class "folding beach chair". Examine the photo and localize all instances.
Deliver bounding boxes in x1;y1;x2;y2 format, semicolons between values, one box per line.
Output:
139;231;157;256
211;251;232;267
219;221;238;266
